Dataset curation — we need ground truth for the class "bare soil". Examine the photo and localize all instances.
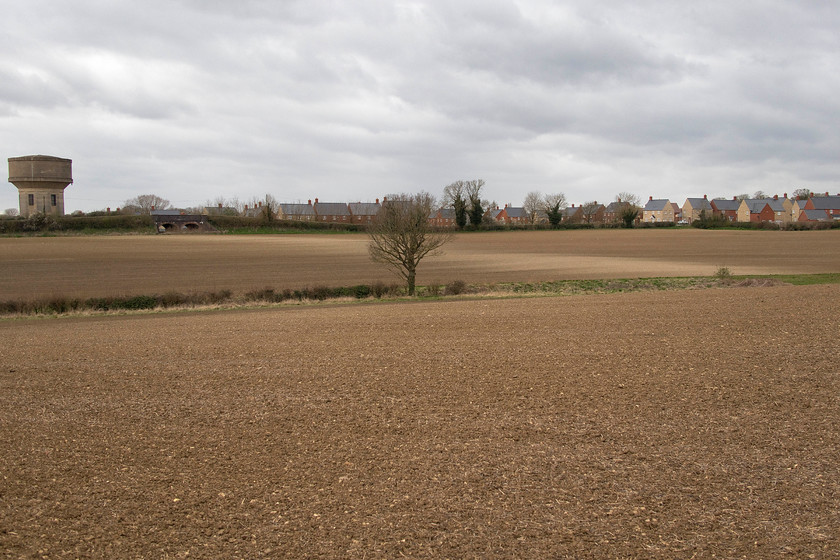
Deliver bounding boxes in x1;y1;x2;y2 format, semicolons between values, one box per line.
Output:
2;284;838;558
2;229;839;299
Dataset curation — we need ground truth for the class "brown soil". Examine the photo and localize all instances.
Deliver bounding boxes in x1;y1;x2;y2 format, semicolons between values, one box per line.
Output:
2;229;839;299
2;284;838;558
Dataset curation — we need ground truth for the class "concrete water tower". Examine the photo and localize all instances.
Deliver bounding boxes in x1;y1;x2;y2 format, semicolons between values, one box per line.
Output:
8;155;73;217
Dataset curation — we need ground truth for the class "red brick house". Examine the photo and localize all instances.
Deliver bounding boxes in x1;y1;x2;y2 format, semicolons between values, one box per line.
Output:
490;205;530;225
710;197;740;221
348;200;381;224
313;199;351;222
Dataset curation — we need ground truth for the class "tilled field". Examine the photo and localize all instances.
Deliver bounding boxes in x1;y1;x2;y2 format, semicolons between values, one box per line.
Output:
2;229;839;299
1;284;838;558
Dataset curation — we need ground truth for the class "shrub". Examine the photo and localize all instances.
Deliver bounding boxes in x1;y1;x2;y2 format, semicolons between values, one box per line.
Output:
425;284;442;297
445;280;467;295
122;295;159;310
352;284;371;299
714;266;732;282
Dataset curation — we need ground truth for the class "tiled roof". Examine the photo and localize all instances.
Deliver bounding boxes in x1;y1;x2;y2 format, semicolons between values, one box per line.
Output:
348;202;380;216
313;202;350;216
644;199;670;211
810;196;840;211
279;203;315;216
711;199;740;211
685;198;712;210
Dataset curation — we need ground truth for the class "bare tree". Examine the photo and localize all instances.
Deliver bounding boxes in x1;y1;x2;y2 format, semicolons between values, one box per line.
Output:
793;188;812;200
753;190;768;199
522;191;543;224
124;194;171;214
368;192;453;296
615;192;641;207
4;208;19;217
543;193;566;227
580;201;602;223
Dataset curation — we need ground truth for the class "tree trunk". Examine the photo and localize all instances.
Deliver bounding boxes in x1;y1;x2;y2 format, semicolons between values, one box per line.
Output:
407;268;416;296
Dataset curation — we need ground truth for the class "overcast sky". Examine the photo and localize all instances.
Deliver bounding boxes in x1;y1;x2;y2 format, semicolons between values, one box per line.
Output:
2;0;838;212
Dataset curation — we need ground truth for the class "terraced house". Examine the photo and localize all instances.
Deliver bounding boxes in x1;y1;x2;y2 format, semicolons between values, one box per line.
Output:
312;199;351;222
277;201;316;221
737;196;792;223
795;194;840;222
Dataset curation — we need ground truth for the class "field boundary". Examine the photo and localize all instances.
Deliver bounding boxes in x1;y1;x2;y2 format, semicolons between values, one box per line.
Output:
2;273;836;320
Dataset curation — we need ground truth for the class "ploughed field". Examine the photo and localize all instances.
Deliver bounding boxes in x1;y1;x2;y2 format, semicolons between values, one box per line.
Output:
2;285;839;558
2;229;840;299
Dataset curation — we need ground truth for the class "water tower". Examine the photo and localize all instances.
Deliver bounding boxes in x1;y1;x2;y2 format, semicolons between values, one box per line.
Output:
8;155;73;217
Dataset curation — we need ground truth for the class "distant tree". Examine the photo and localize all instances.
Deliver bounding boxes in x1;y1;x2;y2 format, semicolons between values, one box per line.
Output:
203;196;242;215
543;193;566;227
735;193;750;201
368;192;453;296
522;191;543;224
613;193;640;228
793;188;813;200
615;192;641;208
580;201;602;224
465;179;486;229
260;194;278;224
442;181;468;229
4;208;19;217
124;194;171;214
753;190;768;199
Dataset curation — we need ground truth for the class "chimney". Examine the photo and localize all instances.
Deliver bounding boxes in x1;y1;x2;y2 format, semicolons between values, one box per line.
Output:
219;203;223;209
375;198;379;204
649;196;653;201
783;193;787;199
107;207;111;213
504;203;508;208
315;198;319;204
703;194;707;199
382;196;387;203
258;201;263;207
307;199;311;205
116;208;120;212
733;196;737;200
572;203;575;208
245;205;248;211
826;192;830;196
151;206;155;211
617;197;621;203
773;194;778;200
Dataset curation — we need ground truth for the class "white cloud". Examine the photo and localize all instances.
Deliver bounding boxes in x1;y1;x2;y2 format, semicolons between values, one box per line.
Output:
2;0;838;212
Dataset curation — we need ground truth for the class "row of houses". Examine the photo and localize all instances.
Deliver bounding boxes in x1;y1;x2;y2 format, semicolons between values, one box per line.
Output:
199;192;840;227
643;193;840;224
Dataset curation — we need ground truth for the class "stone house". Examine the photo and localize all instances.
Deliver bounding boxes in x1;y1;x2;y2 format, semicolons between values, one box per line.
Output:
681;196;713;223
737;197;792;223
642;198;675;223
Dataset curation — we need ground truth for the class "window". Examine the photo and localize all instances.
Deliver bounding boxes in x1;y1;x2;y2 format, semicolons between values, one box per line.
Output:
51;194;57;206
28;194;34;206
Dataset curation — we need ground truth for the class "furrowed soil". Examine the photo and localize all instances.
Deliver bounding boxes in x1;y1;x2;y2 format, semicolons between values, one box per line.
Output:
2;229;839;299
1;285;839;558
